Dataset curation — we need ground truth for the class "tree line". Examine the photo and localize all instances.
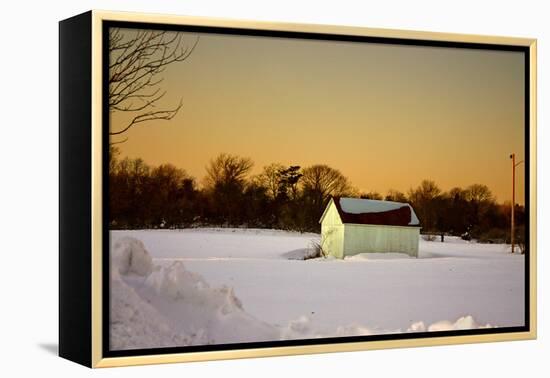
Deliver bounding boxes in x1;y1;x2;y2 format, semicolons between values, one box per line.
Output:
109;148;525;243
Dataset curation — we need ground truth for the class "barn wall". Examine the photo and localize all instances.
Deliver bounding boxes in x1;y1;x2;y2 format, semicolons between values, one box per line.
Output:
343;224;420;257
320;201;344;258
320;200;343;226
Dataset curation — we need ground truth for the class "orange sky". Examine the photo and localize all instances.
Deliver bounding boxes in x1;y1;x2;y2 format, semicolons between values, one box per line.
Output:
111;29;526;204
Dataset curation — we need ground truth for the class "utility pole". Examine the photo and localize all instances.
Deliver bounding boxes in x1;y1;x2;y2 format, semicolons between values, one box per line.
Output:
509;153;524;253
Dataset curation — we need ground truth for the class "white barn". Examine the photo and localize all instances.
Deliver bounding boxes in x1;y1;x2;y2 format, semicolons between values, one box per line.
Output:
319;197;421;258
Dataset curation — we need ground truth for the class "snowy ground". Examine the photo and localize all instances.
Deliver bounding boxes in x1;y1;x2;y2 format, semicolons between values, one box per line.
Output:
109;228;525;350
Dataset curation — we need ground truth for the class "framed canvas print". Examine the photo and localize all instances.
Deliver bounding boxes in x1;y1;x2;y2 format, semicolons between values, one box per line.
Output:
59;10;537;368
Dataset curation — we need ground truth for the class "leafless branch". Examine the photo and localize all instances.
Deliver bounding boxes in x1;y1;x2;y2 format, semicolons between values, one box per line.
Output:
110;100;183;136
108;28;199;143
109;137;129;145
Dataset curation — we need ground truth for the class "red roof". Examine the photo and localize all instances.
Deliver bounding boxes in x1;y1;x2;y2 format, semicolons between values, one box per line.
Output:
329;197;420;227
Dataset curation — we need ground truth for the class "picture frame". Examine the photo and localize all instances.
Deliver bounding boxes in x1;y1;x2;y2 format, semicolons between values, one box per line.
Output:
59;10;537;368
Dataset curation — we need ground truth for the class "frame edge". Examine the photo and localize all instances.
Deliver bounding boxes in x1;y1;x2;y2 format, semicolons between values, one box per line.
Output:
59;10;93;368
91;9;104;368
528;39;537;340
88;10;538;368
92;9;536;47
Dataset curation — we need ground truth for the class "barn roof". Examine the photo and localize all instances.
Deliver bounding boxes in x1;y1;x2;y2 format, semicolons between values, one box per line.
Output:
321;197;420;227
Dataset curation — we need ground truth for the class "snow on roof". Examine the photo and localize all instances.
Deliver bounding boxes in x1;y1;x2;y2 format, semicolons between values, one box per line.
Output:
330;197;420;226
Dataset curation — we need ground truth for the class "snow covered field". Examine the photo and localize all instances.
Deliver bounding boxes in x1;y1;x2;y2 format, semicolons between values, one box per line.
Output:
109;228;525;350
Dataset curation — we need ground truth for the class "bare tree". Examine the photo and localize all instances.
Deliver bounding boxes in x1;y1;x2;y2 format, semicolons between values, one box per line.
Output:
385;189;407;202
361;191;383;200
253;163;286;200
204;153;254;189
108;28;199;143
464;184;494;204
108;145;121;174
203;153;254;225
408;180;442;231
302;165;355;204
464;183;495;229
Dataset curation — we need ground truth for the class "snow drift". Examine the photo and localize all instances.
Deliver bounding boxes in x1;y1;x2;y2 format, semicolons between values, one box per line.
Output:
112;236;153;276
110;236;493;350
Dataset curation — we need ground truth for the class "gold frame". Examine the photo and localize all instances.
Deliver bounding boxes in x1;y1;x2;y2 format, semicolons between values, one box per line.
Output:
89;10;537;368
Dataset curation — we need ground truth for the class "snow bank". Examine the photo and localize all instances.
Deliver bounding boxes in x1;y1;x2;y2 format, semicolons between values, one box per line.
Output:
427;315;491;331
110;236;495;349
283;242;322;260
140;261;279;346
110;237;278;349
282;315;492;340
110;269;193;349
112;237;153;276
282;249;310;260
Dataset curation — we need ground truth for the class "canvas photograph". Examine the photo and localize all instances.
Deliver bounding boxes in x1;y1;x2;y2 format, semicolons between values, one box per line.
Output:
106;24;528;352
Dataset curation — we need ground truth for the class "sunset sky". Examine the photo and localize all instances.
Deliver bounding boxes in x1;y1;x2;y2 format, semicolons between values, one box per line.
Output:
111;29;526;204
